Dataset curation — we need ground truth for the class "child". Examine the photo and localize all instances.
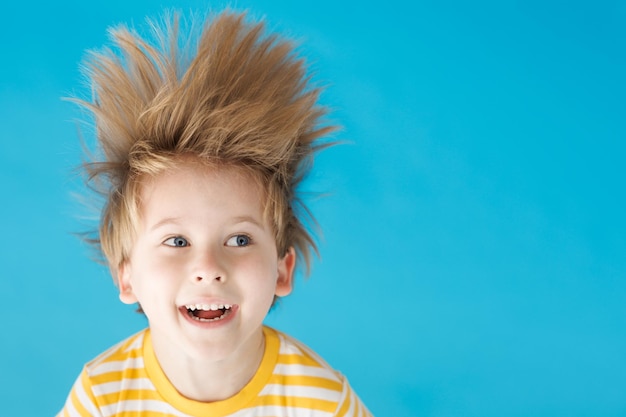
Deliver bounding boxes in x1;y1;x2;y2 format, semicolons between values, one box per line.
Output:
58;9;372;417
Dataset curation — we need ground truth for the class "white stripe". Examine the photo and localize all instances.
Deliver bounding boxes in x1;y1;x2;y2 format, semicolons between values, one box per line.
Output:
344;388;356;417
90;344;124;368
74;374;102;416
278;334;304;355
90;336;134;367
274;364;341;380
62;394;81;417
64;397;80;417
278;342;304;355
90;332;144;368
353;389;372;417
93;377;156;395
100;400;195;417
90;357;144;376
124;333;144;353
339;378;371;417
283;334;332;369
229;405;333;417
259;384;341;402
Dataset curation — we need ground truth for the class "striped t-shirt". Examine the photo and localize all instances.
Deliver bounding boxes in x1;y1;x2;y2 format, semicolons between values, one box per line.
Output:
58;326;372;417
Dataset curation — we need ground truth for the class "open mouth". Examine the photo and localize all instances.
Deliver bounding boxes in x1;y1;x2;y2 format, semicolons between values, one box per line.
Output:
183;304;233;322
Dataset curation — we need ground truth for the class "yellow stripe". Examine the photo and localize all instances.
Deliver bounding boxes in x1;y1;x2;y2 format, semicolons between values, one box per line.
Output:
68;373;91;416
276;353;324;367
89;366;147;385
255;394;337;412
90;370;126;384
87;332;146;380
97;388;162;405
98;411;174;417
59;328;369;416
355;393;363;416
89;332;144;366
267;374;343;391
358;397;373;417
335;387;351;417
100;345;143;363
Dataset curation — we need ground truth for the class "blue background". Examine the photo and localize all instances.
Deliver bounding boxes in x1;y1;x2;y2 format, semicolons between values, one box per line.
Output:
1;1;625;416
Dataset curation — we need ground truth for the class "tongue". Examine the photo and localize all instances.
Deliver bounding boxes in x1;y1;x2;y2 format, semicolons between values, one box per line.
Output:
195;309;223;320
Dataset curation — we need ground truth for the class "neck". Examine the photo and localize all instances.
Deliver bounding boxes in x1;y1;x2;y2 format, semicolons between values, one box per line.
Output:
150;329;266;402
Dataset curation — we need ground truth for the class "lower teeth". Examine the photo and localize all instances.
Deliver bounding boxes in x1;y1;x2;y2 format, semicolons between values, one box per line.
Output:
192;315;224;322
188;309;230;322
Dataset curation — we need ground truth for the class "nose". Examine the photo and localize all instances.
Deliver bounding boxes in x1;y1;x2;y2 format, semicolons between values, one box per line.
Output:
191;246;226;284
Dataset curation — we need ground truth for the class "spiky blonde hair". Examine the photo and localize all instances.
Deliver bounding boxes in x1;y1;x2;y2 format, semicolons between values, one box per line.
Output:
76;11;335;283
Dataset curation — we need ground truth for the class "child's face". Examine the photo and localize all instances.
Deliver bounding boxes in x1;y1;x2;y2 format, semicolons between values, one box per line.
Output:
117;161;295;363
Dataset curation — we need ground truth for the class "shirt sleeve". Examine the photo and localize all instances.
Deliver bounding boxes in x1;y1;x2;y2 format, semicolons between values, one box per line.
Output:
57;368;103;417
333;376;373;417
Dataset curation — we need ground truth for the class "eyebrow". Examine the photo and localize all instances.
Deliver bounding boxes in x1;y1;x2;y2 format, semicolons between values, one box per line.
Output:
149;217;182;232
231;216;265;229
148;216;265;232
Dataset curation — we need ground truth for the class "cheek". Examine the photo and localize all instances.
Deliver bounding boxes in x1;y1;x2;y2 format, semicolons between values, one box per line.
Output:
238;256;280;295
151;254;183;271
239;251;276;275
131;254;182;293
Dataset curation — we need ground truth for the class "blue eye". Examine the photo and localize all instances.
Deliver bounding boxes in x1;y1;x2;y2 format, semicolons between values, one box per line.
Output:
164;236;189;247
226;235;251;247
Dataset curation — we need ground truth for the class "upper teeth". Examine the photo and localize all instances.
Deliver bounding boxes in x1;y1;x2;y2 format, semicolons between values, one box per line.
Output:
186;304;231;311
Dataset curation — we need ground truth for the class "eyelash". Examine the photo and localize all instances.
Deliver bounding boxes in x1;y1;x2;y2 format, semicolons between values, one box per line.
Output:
226;234;252;247
162;235;252;247
163;236;189;247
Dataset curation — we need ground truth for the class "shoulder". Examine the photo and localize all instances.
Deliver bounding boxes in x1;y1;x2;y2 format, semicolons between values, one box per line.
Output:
260;328;346;410
83;328;148;378
270;327;342;378
58;329;154;417
264;327;374;417
266;327;345;385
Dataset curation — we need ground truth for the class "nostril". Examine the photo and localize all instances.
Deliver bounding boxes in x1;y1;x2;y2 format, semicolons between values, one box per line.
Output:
194;275;222;282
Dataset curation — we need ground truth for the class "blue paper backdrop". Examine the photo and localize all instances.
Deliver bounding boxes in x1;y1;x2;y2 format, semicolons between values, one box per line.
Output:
1;1;625;416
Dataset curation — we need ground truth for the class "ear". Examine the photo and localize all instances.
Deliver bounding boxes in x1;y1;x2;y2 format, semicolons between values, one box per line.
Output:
117;261;138;304
275;247;296;297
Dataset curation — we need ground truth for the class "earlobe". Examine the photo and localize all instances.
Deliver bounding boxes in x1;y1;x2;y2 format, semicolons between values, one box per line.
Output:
275;247;296;297
117;262;138;305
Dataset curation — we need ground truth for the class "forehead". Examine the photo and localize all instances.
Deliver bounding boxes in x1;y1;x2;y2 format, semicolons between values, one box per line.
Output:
136;162;267;227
